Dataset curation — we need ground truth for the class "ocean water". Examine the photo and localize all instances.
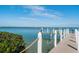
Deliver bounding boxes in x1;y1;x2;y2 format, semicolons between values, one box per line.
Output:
0;27;40;42
0;27;77;53
0;27;55;42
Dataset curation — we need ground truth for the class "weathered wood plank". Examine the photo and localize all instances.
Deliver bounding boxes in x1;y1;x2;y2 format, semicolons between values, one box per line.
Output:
49;33;78;53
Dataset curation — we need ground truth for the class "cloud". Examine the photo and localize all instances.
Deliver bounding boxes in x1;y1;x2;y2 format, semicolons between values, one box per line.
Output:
22;5;62;20
15;5;63;27
23;5;45;12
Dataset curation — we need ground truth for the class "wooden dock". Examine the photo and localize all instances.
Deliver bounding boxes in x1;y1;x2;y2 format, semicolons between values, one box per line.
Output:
49;33;78;53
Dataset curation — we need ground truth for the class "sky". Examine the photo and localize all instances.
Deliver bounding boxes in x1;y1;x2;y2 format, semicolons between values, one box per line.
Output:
0;5;79;27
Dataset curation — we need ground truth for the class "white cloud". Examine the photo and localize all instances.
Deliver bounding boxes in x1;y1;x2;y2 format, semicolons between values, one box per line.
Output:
8;5;63;27
23;5;45;12
22;5;62;20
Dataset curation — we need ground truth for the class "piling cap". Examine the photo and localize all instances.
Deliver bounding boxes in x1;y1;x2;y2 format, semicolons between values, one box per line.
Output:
38;32;42;39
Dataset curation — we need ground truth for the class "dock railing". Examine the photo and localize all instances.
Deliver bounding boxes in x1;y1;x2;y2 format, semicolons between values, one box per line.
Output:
20;28;79;53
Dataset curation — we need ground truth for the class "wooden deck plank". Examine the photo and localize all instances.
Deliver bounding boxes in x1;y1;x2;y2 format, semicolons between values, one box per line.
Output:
49;33;78;53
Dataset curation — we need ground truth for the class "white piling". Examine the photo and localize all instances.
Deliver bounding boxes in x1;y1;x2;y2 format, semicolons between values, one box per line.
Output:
41;27;43;33
65;29;67;38
47;28;49;33
52;28;54;33
65;29;69;37
75;29;78;43
75;29;79;51
37;32;42;53
67;29;69;34
63;29;66;39
54;30;57;47
77;31;79;51
50;32;52;40
60;29;63;41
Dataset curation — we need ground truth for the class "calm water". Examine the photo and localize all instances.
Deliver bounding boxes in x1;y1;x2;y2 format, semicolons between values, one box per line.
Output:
0;27;55;42
0;27;77;52
0;27;41;43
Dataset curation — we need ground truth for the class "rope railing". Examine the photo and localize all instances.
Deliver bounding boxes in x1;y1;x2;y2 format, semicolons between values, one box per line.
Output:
20;28;77;53
20;39;38;53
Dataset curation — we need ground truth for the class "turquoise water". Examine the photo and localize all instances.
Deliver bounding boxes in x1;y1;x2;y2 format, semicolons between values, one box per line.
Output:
0;27;40;43
0;27;77;53
0;27;55;42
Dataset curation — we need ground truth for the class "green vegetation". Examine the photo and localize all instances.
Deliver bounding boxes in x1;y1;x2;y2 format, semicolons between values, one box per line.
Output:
0;32;25;53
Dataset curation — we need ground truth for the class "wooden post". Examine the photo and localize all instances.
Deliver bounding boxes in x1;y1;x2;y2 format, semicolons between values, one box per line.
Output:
65;29;67;38
37;32;42;53
52;28;54;33
65;29;69;37
54;30;57;47
75;29;79;51
67;29;69;34
63;29;66;39
78;31;79;51
41;27;43;33
47;28;49;33
50;32;52;40
60;29;63;41
75;29;78;44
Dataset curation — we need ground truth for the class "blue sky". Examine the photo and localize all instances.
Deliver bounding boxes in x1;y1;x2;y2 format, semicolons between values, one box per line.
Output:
0;5;79;27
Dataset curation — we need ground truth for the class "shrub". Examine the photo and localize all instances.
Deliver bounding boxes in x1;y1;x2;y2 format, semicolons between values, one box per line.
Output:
0;32;25;53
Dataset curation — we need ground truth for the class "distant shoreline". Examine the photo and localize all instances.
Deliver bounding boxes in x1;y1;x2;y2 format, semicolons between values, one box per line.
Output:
0;27;79;29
